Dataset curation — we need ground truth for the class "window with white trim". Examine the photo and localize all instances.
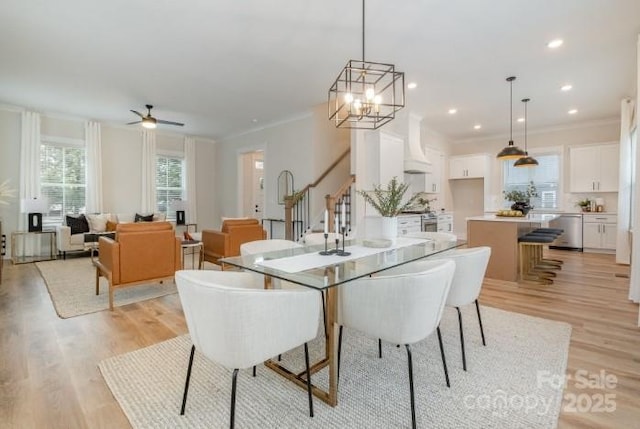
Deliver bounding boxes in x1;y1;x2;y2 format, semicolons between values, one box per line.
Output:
503;151;561;209
40;138;86;225
156;155;184;219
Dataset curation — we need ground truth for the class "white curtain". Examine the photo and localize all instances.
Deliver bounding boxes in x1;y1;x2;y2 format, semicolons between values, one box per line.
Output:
85;121;103;213
184;136;198;223
617;99;634;265
19;111;41;230
141;130;157;213
19;111;41;256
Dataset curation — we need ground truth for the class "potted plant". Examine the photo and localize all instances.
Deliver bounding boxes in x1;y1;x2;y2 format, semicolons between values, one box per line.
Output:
502;181;538;215
357;177;419;244
576;198;591;212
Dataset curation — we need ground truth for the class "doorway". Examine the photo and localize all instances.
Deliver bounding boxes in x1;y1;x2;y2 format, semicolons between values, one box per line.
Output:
240;150;264;219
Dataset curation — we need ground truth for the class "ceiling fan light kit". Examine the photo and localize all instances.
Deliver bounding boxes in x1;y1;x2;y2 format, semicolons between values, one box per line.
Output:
328;0;405;129
497;76;527;160
127;104;184;129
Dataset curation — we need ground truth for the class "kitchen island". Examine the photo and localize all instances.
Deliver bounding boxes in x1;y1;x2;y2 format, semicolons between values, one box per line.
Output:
467;214;560;281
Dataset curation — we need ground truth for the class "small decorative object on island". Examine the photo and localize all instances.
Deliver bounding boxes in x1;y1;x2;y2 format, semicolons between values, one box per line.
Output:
357;177;418;245
503;181;538;215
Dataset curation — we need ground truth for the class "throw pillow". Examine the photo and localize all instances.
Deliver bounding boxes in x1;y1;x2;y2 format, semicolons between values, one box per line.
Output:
106;220;118;232
66;214;90;235
86;213;109;232
135;213;154;222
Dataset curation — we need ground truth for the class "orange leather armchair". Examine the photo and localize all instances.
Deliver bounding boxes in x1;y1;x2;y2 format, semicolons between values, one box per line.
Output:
95;221;181;310
201;218;266;268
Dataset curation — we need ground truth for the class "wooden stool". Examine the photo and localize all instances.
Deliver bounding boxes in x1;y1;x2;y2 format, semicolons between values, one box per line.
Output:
518;234;557;285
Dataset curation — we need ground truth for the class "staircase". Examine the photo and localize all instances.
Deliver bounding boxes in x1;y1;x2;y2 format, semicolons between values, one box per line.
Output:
283;149;354;241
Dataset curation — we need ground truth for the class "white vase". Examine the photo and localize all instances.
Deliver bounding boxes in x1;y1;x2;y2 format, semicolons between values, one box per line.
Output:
380;216;398;246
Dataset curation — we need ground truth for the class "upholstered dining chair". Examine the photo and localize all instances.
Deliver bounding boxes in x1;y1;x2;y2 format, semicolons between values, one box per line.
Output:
337;259;456;429
241;239;327;338
175;270;320;429
431;246;491;371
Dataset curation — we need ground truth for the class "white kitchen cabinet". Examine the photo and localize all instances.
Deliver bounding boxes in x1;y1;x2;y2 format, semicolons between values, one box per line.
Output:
363;131;405;186
569;144;619;192
397;215;421;236
424;147;443;193
437;213;453;233
583;214;617;252
449;154;488;179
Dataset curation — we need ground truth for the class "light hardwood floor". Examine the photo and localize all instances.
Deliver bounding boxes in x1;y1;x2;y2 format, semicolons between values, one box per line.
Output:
0;250;638;428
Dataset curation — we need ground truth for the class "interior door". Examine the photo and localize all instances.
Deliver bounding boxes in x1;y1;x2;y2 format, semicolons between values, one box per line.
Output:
240;150;264;219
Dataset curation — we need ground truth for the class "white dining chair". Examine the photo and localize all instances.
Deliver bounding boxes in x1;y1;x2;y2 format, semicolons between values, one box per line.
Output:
337;259;456;429
431;246;491;371
176;270;320;429
302;232;344;246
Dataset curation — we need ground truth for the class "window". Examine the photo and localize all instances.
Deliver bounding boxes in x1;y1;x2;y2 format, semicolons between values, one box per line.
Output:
40;139;86;225
156;155;184;219
503;152;561;209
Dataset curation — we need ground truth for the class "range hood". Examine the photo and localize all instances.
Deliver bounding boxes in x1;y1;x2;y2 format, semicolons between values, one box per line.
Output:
403;114;432;174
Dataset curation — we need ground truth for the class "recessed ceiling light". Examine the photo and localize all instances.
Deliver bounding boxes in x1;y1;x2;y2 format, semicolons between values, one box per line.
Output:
252;118;258;123
547;39;563;49
561;84;572;91
473;124;482;130
448;108;457;114
407;82;417;89
568;109;578;115
517;117;525;123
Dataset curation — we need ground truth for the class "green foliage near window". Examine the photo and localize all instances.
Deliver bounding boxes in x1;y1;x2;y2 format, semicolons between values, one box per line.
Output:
503;181;539;203
357;177;418;217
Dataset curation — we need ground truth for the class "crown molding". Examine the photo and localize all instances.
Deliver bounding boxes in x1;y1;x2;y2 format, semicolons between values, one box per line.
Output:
452;117;620;145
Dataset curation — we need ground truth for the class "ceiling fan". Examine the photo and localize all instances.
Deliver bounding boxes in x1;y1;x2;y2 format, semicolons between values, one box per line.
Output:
127;104;184;129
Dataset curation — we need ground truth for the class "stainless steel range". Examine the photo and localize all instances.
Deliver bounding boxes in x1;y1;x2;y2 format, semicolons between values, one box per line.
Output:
422;213;438;232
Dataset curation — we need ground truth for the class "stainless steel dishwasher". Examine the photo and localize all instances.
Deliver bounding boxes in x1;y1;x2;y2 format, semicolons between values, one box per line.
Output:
549;214;583;251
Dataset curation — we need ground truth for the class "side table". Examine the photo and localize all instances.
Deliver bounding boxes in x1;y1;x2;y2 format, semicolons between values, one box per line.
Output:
181;240;204;269
11;230;57;264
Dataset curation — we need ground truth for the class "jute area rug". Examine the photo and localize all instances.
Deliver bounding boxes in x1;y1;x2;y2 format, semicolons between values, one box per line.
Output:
100;306;571;429
36;258;178;318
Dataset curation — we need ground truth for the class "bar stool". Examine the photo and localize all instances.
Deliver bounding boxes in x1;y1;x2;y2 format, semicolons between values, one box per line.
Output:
518;234;556;284
528;228;564;268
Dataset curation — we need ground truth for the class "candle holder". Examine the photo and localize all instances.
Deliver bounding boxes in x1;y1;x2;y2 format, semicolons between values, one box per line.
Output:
318;233;332;255
336;226;351;256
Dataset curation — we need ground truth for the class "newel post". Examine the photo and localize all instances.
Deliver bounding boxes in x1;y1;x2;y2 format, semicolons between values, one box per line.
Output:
284;195;294;240
325;194;337;233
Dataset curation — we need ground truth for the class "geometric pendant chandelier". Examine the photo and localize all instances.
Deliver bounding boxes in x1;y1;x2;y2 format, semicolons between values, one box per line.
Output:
328;0;405;129
496;76;526;160
514;98;539;167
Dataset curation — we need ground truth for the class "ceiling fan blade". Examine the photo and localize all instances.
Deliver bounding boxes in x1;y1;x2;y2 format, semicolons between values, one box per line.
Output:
126;120;142;125
156;119;185;127
130;110;144;118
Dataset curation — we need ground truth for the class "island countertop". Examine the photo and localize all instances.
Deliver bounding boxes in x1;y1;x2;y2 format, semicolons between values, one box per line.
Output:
467;214;561;224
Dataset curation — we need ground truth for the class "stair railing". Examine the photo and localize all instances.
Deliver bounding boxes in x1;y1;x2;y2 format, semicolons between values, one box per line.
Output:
283;148;350;241
325;174;356;237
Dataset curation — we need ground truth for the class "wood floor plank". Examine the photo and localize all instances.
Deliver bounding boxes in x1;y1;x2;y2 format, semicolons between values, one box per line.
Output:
0;250;638;428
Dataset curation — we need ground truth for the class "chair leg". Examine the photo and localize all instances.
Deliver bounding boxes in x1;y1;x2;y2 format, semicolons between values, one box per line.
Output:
405;344;417;429
180;345;196;415
378;338;382;359
337;326;343;382
475;299;486;346
230;368;239;429
436;326;450;388
304;343;314;418
252;365;256;377
456;306;467;371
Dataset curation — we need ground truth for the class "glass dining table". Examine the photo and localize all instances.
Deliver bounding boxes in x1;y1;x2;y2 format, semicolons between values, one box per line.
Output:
220;236;466;407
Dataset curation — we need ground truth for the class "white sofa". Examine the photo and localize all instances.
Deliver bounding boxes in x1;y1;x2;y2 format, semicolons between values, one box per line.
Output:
56;212;166;259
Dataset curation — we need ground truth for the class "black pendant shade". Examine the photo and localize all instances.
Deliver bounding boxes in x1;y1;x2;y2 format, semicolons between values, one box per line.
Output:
497;76;526;160
514;98;538;167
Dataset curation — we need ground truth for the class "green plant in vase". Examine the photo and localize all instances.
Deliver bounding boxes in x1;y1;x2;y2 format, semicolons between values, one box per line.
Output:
502;181;538;215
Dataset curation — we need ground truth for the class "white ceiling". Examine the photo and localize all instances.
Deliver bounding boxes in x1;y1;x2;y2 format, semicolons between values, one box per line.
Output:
0;0;638;141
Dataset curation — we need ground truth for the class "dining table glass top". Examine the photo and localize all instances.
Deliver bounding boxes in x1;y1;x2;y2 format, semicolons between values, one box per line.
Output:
220;236;466;290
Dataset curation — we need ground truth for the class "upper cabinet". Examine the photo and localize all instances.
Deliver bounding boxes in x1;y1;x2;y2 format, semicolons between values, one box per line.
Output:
424;147;443;192
569;143;619;192
449;154;489;179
